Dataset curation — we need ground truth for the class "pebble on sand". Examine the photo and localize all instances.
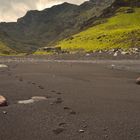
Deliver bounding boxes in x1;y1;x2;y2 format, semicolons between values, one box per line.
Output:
3;111;7;114
0;95;7;107
79;129;85;133
136;77;140;85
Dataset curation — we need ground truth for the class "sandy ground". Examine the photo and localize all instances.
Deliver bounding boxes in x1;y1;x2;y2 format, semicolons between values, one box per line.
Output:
0;58;140;140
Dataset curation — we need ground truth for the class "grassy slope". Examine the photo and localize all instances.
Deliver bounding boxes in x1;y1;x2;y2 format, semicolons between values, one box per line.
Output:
33;51;53;55
0;40;17;55
58;7;140;51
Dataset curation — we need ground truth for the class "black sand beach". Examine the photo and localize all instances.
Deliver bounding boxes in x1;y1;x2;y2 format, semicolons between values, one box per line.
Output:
0;58;140;140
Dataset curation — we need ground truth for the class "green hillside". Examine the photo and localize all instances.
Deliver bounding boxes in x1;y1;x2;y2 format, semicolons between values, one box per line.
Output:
0;40;16;55
0;0;116;52
58;7;140;52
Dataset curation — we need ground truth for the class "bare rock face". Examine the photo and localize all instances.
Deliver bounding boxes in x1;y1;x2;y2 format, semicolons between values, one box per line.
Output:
0;95;7;107
136;77;140;85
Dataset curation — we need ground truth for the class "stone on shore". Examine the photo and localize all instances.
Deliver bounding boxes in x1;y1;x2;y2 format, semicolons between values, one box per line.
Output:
0;95;7;107
136;77;140;85
113;52;118;57
79;129;85;133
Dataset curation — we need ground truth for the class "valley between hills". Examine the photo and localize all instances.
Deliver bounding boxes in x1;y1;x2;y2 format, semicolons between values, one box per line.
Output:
0;1;140;140
0;0;139;57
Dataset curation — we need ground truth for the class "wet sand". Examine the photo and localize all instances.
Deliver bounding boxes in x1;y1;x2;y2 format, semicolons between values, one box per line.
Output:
0;59;140;140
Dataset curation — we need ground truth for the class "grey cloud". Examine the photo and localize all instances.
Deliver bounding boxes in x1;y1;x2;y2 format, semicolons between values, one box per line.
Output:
0;0;86;22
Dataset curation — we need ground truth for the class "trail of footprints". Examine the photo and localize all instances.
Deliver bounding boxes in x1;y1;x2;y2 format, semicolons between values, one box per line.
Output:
6;67;78;135
16;76;77;115
9;73;77;114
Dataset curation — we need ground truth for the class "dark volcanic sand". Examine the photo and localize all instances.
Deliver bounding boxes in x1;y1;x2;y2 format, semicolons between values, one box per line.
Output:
0;59;140;140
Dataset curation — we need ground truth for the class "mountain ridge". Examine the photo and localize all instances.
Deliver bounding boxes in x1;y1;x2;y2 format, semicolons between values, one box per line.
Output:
0;0;116;53
0;0;139;55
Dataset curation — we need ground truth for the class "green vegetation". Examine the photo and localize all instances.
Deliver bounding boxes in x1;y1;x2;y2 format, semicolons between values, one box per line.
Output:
33;51;54;55
0;41;17;55
58;7;140;52
0;0;116;53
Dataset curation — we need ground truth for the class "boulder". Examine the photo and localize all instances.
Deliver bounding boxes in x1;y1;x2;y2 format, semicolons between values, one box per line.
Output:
136;77;140;85
0;96;7;107
86;53;90;56
54;98;63;104
113;52;118;56
121;51;129;55
79;129;85;133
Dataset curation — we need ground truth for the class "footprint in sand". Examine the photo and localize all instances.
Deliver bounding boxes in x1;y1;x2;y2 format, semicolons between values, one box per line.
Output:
69;110;76;115
51;90;56;93
19;77;23;82
27;81;36;85
31;82;36;85
64;106;70;110
52;127;65;135
8;73;12;76
27;81;44;90
56;92;62;95
63;106;77;115
58;122;66;127
38;85;44;89
14;76;23;82
54;97;63;104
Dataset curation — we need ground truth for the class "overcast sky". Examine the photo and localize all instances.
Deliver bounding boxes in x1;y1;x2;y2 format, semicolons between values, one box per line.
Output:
0;0;86;22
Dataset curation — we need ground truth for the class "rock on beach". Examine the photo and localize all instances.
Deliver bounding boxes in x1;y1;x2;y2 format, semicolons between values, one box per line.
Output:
0;96;7;107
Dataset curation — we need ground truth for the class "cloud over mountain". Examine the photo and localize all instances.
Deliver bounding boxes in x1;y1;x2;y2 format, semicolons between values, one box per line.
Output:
0;0;85;22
